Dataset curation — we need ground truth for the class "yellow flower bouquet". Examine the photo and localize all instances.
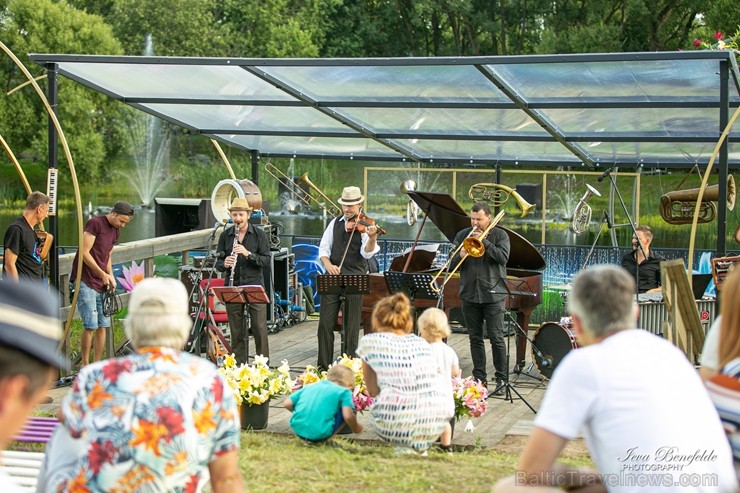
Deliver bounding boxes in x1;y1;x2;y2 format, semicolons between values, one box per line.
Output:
219;354;293;406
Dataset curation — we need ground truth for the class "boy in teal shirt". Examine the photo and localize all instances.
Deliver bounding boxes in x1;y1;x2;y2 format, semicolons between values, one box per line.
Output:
285;365;363;442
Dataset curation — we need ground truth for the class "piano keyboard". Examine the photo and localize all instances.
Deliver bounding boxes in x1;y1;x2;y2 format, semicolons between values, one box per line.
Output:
46;168;57;216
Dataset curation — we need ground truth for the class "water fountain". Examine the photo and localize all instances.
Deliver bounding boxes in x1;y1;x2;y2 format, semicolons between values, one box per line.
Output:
124;34;171;207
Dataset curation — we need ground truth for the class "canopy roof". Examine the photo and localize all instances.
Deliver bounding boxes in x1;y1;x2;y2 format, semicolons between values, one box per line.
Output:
31;51;740;169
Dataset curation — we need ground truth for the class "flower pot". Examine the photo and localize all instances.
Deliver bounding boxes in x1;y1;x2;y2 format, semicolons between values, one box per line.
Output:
239;401;270;430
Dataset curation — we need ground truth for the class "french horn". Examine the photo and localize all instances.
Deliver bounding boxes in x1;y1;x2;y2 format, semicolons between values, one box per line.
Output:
400;179;420;225
659;176;735;225
570;184;601;234
468;183;535;217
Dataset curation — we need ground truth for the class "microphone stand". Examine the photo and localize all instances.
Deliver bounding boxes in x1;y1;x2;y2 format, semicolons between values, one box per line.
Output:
477;277;537;414
599;168;646;302
581;210;611;270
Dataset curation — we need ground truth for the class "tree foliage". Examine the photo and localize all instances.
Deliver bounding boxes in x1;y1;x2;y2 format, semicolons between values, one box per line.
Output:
0;0;123;184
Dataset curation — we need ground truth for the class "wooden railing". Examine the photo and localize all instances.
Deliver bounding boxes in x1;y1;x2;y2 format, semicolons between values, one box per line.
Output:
59;228;213;319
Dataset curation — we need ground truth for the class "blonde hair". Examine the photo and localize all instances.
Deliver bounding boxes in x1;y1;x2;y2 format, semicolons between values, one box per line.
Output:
417;308;450;341
327;365;355;388
718;267;740;368
371;293;413;334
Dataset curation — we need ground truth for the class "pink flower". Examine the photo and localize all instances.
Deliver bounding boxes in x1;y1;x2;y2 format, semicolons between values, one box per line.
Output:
693;39;702;47
116;260;149;292
714;31;724;40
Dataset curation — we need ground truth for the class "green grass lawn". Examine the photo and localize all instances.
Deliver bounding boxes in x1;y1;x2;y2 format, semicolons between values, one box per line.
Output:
237;432;592;493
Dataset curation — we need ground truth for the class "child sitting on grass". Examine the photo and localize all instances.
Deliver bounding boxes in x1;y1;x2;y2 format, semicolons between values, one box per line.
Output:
418;307;460;452
285;364;363;442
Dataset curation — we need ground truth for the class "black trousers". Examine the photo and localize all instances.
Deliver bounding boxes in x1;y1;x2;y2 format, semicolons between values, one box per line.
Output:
462;299;507;383
226;302;268;364
317;292;362;370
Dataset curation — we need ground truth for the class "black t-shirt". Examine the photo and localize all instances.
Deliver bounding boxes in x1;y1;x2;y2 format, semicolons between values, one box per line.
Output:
621;250;664;293
2;216;43;280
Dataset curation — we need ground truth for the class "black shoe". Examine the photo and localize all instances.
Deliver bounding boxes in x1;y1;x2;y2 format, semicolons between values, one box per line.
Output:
492;380;506;396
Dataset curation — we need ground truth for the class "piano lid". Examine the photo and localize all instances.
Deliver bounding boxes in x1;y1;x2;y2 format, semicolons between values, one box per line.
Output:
407;191;545;271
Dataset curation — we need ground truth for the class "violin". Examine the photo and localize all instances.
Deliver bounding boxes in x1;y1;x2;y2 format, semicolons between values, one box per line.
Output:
346;213;386;235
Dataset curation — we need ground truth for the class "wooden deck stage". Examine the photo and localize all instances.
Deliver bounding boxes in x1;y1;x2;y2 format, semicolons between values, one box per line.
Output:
41;316;553;449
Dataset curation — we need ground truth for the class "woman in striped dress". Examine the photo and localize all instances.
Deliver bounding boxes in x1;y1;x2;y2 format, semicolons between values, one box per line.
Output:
356;293;453;453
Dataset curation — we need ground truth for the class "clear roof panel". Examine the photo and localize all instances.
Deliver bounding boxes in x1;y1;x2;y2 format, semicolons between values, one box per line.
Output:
57;62;295;101
142;104;350;133
32;52;738;167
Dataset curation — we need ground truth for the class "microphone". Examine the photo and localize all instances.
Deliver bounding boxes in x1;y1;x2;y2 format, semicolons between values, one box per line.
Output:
208;221;223;240
540;357;552;368
531;345;552;368
603;211;613;229
596;167;613;183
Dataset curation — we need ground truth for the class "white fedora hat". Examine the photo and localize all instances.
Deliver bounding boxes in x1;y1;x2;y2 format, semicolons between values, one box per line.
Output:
337;186;365;205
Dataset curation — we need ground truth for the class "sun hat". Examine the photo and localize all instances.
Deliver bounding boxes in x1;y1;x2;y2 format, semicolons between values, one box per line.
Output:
337;186;365;206
128;278;189;317
0;280;69;370
228;197;252;212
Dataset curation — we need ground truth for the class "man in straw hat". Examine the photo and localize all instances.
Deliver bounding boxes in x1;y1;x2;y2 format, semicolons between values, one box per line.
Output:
215;197;271;363
0;280;68;490
317;186;379;370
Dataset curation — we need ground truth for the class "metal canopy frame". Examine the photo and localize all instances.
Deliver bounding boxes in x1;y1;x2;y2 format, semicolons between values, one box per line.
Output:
29;50;739;169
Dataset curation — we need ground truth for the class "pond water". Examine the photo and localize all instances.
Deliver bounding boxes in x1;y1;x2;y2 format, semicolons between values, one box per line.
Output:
0;207;730;253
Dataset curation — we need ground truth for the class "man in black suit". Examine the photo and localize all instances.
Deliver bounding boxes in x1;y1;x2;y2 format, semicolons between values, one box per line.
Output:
452;202;510;395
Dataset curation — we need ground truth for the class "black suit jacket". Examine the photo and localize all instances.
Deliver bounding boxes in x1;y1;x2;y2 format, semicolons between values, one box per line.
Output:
451;226;510;304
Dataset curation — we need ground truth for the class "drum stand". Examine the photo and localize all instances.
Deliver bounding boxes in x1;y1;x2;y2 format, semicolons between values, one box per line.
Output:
480;278;537;414
505;309;545;385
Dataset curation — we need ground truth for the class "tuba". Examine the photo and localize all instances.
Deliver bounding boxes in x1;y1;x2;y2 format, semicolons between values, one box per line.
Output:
570;184;601;234
468;183;535;217
659;176;735;225
400;179;420;225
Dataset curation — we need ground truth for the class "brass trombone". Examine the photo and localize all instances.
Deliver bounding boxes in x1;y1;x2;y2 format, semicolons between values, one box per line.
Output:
468;183;534;217
430;210;506;293
264;163;342;217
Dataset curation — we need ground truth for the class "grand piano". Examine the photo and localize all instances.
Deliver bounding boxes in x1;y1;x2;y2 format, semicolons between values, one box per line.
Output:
361;192;545;368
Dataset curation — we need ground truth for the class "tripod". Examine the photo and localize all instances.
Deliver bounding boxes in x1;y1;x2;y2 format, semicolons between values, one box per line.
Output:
479;277;537;414
505;309;545;385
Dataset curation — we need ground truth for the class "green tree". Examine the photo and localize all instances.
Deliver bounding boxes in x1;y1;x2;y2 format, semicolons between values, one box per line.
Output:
0;0;123;184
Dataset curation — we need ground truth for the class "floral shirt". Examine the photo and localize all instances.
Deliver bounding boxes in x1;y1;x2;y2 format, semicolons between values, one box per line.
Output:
59;347;240;492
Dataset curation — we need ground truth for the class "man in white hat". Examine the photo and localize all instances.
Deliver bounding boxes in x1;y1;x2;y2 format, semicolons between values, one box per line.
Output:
317;186;380;370
215;197;271;363
0;280;68;491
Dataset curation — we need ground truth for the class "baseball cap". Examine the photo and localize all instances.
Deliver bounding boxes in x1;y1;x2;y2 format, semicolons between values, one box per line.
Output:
0;280;69;370
128;277;189;316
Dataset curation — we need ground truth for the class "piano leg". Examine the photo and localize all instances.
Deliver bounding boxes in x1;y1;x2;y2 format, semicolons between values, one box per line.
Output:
514;310;531;369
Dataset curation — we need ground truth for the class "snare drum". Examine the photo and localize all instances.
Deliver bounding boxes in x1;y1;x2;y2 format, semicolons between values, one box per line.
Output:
532;322;579;379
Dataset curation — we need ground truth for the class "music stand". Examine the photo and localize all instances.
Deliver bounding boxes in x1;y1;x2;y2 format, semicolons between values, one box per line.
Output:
317;274;370;356
211;285;270;305
480;277;537;414
383;271;438;334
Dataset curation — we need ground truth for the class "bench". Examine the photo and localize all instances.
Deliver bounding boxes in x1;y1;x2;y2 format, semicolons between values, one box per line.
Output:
13;416;59;444
0;417;59;491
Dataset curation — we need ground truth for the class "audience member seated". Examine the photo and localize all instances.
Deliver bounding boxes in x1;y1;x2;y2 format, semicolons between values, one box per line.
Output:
38;278;244;493
356;293;453;454
494;265;737;493
702;268;740;476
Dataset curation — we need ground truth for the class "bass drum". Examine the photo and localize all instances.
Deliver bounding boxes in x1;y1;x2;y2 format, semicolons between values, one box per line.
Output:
210;179;263;223
532;322;579;380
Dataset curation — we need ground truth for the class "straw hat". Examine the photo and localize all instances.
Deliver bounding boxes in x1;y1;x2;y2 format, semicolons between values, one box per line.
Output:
337;186;365;205
228;197;252;212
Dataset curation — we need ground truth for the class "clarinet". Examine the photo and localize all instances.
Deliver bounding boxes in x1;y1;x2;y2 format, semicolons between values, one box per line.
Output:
228;220;241;286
